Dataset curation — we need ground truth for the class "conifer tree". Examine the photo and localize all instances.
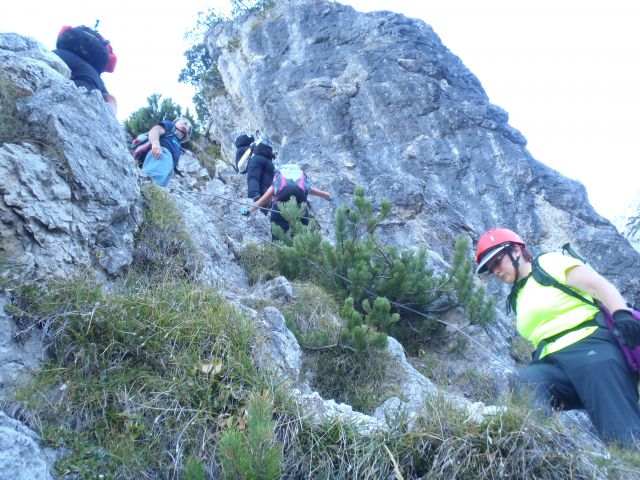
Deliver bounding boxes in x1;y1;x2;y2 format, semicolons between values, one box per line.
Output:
273;187;495;346
123;94;197;140
219;392;283;480
337;296;397;356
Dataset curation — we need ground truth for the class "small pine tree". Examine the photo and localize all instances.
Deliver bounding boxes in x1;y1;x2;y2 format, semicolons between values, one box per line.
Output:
337;296;396;356
273;187;495;346
179;43;222;127
218;392;283;480
450;236;496;327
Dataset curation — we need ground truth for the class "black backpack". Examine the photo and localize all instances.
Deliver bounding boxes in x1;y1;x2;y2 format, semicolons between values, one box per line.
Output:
252;140;275;159
234;134;254;173
234;134;254;149
56;25;117;73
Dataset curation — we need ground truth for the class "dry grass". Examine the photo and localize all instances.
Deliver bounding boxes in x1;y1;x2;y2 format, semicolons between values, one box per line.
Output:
133;184;204;282
0;76;29;144
9;277;259;479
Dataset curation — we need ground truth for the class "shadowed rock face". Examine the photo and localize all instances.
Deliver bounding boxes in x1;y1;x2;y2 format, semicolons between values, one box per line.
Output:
0;33;142;280
206;0;640;302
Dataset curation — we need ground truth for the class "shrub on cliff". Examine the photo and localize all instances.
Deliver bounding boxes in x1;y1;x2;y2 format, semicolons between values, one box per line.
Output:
273;187;495;348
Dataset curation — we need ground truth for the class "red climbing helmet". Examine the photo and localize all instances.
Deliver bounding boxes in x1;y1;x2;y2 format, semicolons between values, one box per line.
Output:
476;228;526;274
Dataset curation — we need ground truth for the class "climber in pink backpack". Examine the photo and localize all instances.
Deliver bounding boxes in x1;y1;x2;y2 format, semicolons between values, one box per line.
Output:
242;163;331;240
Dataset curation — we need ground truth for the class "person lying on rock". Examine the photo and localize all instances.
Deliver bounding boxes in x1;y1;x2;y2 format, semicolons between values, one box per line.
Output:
141;117;192;187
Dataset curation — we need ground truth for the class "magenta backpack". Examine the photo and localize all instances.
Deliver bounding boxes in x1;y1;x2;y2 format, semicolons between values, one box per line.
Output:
272;164;310;204
601;305;640;371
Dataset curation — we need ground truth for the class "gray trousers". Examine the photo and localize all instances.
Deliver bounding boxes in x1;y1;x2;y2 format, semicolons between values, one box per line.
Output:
518;328;640;446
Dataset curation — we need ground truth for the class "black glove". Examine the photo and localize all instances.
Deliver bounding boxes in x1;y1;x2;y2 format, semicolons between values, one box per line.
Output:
612;310;640;347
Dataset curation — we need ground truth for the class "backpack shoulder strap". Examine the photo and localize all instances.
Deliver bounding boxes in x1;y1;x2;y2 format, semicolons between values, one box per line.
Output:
531;255;598;308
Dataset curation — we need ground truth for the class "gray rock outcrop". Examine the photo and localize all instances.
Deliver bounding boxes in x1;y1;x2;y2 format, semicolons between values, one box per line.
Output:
617;194;640;255
0;291;44;399
206;0;640;304
0;33;141;281
0;412;52;480
2;0;638;471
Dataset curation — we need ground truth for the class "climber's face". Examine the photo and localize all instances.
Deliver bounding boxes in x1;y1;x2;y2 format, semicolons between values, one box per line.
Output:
174;119;191;142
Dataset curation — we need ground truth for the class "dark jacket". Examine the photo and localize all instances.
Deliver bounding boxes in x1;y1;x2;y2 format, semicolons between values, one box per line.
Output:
53;48;108;94
246;142;275;199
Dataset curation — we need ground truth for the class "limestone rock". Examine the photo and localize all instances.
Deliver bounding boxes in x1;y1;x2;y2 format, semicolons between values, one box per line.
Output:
0;32;142;281
205;0;640;305
253;306;302;381
0;411;52;480
0;292;45;399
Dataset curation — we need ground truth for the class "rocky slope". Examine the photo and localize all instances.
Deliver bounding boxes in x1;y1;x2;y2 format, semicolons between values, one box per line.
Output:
206;0;640;303
1;1;637;475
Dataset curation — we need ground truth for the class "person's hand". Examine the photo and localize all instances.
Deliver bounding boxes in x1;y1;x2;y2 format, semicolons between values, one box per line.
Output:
612;310;640;347
151;143;162;158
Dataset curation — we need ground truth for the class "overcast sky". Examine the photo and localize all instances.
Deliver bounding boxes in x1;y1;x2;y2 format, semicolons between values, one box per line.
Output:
1;0;638;221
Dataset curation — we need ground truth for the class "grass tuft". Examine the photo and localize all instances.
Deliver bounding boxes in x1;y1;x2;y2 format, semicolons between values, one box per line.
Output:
0;76;29;145
239;242;280;285
133;184;204;281
10;277;259;478
274;392;609;479
303;348;402;414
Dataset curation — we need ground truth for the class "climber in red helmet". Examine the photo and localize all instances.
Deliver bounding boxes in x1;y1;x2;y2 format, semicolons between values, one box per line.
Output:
477;227;640;447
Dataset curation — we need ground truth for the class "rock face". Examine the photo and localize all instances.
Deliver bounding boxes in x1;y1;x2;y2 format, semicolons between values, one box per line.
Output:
616;194;640;255
0;412;53;480
1;3;636;471
0;33;141;280
206;0;640;303
0;291;44;399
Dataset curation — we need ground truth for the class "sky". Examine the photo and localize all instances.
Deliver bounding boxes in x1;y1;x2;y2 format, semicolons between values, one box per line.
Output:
1;0;638;221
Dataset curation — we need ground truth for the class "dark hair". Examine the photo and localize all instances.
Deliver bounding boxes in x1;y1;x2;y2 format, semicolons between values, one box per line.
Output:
506;246;532;315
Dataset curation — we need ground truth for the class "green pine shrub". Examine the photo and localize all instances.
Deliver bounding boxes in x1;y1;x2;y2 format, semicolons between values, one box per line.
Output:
219;392;283;480
338;296;397;356
274;187;495;348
